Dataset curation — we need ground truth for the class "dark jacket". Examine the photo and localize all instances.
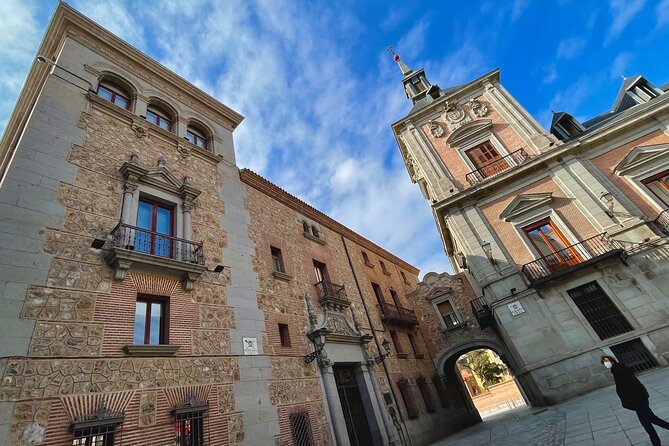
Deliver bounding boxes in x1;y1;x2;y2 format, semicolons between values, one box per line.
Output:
611;363;649;410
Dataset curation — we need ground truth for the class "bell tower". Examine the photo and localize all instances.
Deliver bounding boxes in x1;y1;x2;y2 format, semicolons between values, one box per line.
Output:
388;46;440;105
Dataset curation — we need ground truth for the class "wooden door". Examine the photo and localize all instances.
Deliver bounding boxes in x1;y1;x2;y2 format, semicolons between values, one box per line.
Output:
465;142;509;178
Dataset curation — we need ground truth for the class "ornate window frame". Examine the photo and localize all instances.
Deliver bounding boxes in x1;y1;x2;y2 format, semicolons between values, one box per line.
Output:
614;144;669;211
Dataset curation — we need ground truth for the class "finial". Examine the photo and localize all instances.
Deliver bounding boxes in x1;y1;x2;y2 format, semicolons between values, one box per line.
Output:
305;294;317;328
157;155;166;167
621;75;627;81
130;153;139;165
387;45;412;76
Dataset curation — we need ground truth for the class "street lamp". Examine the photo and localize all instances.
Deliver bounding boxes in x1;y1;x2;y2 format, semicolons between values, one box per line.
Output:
374;339;392;364
36;55;95;92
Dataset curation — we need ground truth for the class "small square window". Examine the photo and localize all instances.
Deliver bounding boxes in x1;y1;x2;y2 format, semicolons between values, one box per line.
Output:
362;252;370;263
271;246;284;273
279;323;291;347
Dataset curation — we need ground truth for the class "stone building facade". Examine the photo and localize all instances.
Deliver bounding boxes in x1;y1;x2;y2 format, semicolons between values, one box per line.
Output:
391;52;669;406
0;4;469;446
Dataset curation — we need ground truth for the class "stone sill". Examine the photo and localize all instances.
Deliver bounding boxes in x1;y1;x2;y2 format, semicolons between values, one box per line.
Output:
303;232;326;245
382;270;392;276
272;271;293;282
396;353;409;359
364;262;375;268
442;323;467;334
414;354;425;359
124;344;180;356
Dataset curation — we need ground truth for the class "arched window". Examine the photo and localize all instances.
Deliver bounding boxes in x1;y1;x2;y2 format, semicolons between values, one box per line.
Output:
186;124;208;150
97;77;132;110
146;103;173;132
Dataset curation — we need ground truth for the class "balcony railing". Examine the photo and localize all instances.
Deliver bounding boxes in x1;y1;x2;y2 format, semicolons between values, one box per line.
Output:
379;301;418;327
521;233;626;286
315;280;348;306
654;210;669;235
110;222;204;265
470;297;493;329
465;148;529;185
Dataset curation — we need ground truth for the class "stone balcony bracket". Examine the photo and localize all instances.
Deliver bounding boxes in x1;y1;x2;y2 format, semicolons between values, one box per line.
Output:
303;232;326;245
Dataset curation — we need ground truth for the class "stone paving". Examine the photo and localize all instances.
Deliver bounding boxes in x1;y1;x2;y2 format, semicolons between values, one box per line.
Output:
430;366;669;446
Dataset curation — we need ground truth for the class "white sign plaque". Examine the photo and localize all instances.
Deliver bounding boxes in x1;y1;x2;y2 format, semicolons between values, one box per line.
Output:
242;337;258;355
508;301;525;316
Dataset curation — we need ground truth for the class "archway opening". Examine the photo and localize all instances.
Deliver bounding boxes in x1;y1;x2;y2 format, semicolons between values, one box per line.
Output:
444;347;527;421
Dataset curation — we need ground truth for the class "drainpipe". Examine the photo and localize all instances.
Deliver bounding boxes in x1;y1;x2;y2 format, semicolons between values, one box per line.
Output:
341;235;413;446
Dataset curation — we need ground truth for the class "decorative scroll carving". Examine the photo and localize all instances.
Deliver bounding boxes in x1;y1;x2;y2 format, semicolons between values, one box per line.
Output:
468;98;488;117
324;315;358;337
442;101;471;130
428;120;444;138
131;123;149;138
177;143;191;159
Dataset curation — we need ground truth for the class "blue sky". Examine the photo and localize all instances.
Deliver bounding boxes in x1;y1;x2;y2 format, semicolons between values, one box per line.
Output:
1;0;668;277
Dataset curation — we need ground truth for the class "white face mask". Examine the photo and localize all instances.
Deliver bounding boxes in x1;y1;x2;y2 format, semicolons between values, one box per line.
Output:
603;361;612;369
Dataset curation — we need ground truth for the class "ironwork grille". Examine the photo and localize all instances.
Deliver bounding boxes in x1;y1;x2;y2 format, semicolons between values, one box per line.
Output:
610;339;658;373
72;424;117;446
416;377;436;413
397;378;419;419
567;282;633;340
175;411;205;446
289;412;314;446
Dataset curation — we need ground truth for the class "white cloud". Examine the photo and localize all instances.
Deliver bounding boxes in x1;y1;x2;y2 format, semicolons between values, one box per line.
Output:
541;64;558;85
605;0;646;44
0;0;41;131
556;38;586;60
610;52;633;79
657;0;669;27
73;0;146;49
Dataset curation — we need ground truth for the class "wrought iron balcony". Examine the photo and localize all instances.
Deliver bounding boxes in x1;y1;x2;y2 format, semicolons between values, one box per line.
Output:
654;210;669;235
315;280;349;309
465;148;529;185
103;222;206;290
520;233;627;287
379;301;418;327
470;297;493;329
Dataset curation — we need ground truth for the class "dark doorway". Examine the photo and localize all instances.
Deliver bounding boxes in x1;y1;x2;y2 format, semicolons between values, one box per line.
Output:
334;365;374;446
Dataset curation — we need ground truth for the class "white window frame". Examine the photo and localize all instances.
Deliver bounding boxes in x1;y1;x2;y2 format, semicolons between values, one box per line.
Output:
430;293;464;331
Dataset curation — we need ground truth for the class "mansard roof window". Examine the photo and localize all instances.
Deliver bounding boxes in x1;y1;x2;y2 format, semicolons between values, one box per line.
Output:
97;80;130;110
186;125;208;150
146;103;173;132
550;112;585;141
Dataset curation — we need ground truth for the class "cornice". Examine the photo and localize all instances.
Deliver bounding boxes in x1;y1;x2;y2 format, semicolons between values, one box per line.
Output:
239;169;420;274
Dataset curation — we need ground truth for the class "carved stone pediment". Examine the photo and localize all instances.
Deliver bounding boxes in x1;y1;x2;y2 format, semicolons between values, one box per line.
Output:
446;119;493;146
425;287;453;302
614;145;669;176
119;157;201;201
499;193;553;221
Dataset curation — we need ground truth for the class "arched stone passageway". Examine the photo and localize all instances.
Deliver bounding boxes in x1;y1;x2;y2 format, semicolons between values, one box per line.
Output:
437;339;530;421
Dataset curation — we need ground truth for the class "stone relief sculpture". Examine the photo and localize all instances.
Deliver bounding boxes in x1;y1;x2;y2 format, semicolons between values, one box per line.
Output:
468;98;489;117
428;120;445;138
442;101;471;130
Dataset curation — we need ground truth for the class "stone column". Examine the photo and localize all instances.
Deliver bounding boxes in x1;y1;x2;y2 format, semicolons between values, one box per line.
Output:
182;201;193;241
358;362;391;446
319;359;351;446
120;182;137;224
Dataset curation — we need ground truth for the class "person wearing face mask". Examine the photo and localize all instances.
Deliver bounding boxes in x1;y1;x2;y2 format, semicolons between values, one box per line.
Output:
600;355;669;445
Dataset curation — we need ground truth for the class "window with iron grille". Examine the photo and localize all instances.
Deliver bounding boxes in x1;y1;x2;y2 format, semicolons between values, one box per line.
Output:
567;282;633;340
174;410;205;446
397;378;419;419
279;323;291;347
432;374;450;408
289;411;314;446
72;424;118;446
416;376;436;413
610;338;658;374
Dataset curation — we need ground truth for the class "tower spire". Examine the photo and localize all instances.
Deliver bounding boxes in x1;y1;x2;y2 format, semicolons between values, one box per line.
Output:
387;45;412;76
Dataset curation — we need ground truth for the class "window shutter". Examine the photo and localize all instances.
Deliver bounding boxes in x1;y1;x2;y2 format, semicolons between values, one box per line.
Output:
397;378;419;419
432;374;450;408
416;376;436;413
